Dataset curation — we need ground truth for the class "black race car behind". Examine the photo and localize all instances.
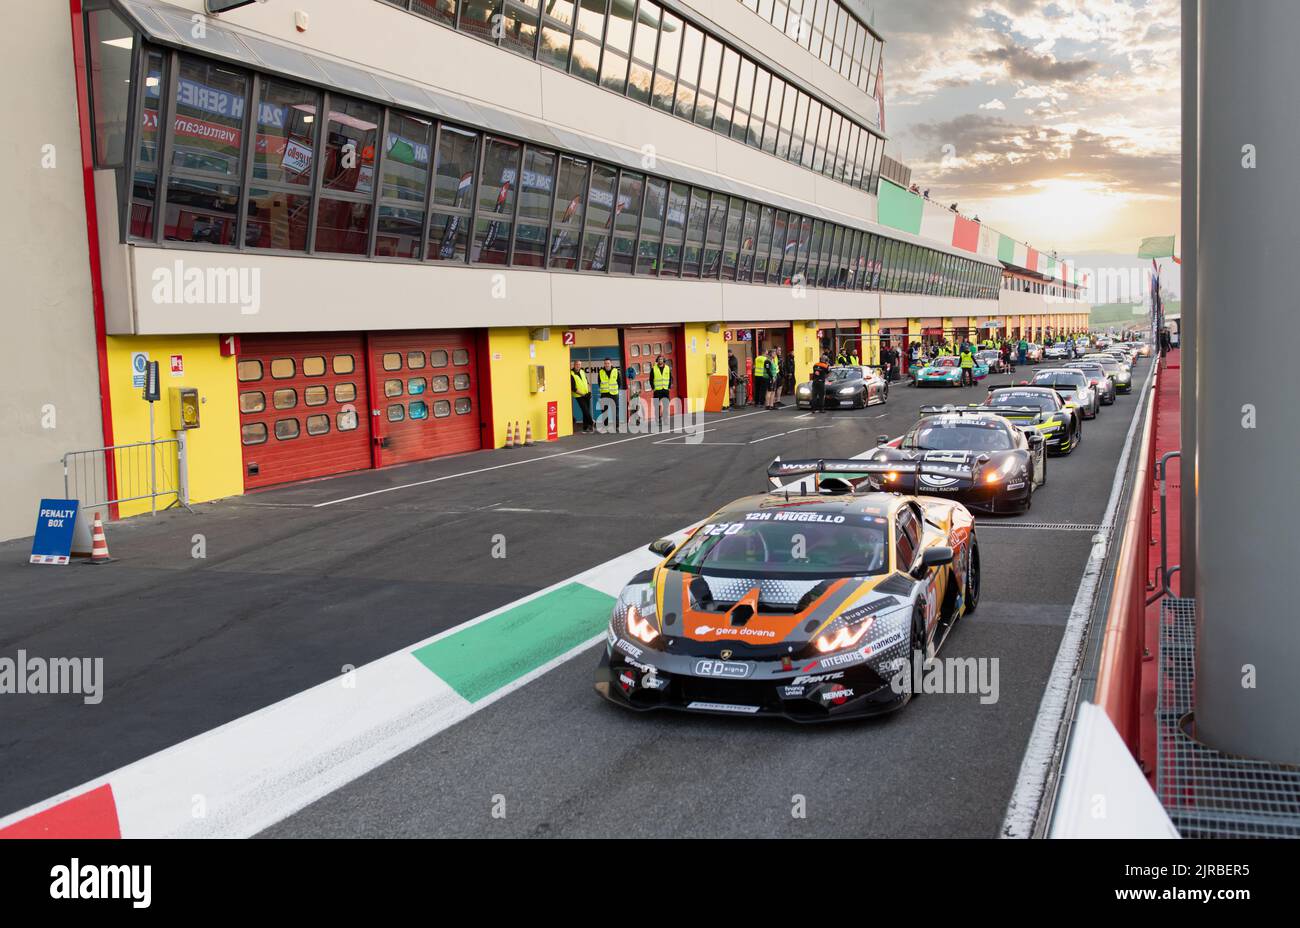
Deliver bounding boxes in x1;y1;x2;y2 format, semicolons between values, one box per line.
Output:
868;406;1046;513
981;386;1083;455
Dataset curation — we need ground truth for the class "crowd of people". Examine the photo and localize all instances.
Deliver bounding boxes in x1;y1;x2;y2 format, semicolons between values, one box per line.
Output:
728;346;796;409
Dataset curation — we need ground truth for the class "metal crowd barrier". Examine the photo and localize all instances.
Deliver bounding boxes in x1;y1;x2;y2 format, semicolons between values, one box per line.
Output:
62;439;184;516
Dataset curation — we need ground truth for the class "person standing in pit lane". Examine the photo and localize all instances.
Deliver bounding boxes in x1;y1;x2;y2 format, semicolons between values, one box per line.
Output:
810;354;831;413
570;360;594;433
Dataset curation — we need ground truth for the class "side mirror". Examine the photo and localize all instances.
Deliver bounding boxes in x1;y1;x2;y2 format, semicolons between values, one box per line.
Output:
647;538;676;557
1027;432;1044;447
876;434;889;447
913;545;954;577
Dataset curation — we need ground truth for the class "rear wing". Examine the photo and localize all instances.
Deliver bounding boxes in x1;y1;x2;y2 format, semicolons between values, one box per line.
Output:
767;456;975;492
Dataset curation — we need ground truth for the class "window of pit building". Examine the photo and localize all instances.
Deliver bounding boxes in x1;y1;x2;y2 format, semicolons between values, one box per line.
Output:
637;177;668;275
239;391;265;414
377;111;434;260
454;348;471;365
681;187;709;279
307;414;331;436
737;202;759;282
650;9;680;113
246;78;319;253
580;163;618;272
301;356;326;376
430;349;450;367
409;400;430;420
674;22;702;122
748;68;770;150
694;35;722;131
305;386;328;406
513;147;557;269
456;397;473;415
242;423;268;445
753;206;774;282
383;353;403;371
273;389;297;410
409;378;427;395
611;171;644;274
472;136;522;265
129;49;166;239
428;125;478;264
432;375;450;393
627;2;659;105
86;6;135;169
731;56;755;145
714;45;739;138
454;373;472;390
314;95;380;256
408;1;457;28
335;383;357;403
548;155;590;271
538;0;575;71
275;418;301;440
571;0;606;85
501;0;541;59
333;354;355;374
434;400;453;418
270;358;295;379
237;360;263;382
163;57;247;246
338;409;359;431
601;0;634;95
388;404;406;422
721;197;743;281
385;379;403;398
659;182;688;277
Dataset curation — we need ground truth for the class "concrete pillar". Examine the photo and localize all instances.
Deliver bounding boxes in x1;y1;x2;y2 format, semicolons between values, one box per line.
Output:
1181;0;1198;594
1195;0;1300;763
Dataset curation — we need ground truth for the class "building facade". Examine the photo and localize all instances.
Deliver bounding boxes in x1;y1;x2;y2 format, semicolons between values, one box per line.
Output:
1;0;1086;539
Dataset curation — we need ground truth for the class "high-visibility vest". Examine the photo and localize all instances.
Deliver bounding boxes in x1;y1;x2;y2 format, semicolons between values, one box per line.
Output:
960;351;974;369
651;363;672;391
848;354;860;366
570;369;590;397
598;367;619;395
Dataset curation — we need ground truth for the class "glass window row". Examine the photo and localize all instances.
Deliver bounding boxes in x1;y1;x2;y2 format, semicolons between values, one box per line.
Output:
738;0;883;97
116;47;998;298
377;0;883;192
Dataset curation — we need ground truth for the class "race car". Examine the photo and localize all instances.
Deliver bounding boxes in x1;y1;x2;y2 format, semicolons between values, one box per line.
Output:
867;406;1047;513
1029;368;1100;419
910;355;989;387
1044;343;1070;360
983;385;1083;454
1024;343;1045;363
1084;353;1132;394
976;349;1007;374
594;458;981;721
794;365;888;409
1065;360;1116;405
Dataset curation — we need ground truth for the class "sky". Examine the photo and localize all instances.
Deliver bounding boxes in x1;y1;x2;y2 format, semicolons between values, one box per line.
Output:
870;0;1181;257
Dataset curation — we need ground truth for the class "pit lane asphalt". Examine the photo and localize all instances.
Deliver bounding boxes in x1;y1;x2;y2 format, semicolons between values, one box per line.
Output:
0;359;1148;833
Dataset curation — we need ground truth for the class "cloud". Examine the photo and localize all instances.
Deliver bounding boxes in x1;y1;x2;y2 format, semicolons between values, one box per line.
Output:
975;33;1100;82
980;98;1008;110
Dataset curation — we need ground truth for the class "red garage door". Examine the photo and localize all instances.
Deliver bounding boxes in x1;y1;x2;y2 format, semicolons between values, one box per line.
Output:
368;331;481;467
624;326;683;406
237;334;372;490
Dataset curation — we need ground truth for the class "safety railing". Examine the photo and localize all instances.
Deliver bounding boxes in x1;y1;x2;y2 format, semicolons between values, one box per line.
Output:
63;439;183;516
1093;359;1160;750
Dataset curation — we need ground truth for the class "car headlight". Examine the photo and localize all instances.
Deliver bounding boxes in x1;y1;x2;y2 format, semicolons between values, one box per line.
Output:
983;457;1018;484
612;584;661;646
815;614;876;653
837;387;856;395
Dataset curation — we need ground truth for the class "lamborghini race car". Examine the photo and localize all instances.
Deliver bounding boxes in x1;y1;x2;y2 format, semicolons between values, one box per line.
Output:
910;355;988;387
1085;353;1133;394
1065;360;1116;405
982;386;1083;454
794;365;889;408
594;459;981;721
867;407;1047;513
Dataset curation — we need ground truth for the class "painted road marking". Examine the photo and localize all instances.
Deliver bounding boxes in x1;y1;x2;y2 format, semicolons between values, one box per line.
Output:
314;408;789;508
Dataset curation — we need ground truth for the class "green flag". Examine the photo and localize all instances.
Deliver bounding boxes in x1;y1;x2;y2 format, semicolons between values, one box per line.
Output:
1137;235;1175;259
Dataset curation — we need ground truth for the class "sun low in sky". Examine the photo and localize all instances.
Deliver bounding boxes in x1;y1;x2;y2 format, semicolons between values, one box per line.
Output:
873;0;1180;255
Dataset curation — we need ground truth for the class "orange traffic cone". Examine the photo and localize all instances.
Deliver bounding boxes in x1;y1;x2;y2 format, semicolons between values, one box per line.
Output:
514;421;522;447
524;420;534;446
504;423;515;449
87;512;115;564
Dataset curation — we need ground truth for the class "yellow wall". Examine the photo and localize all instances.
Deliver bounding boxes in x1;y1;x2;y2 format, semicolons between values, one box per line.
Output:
862;319;879;365
105;335;243;517
790;321;819;383
487;328;574;447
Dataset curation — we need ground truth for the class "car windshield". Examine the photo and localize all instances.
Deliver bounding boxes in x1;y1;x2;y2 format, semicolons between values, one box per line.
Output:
666;515;889;578
1087;357;1121;372
827;367;861;383
909;419;1013;451
1033;372;1086;390
931;357;958;367
988;391;1056;412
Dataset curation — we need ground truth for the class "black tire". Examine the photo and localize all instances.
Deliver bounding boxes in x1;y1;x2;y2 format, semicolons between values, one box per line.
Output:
963;536;981;615
903;603;928;700
882;382;889;403
1037;448;1048;487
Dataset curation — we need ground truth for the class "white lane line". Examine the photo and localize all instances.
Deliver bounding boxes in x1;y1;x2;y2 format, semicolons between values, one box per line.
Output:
749;432;788;444
1001;357;1158;839
313;408;776;507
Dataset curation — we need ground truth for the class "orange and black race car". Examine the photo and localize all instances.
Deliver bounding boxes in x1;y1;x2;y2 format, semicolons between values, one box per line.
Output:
594;459;981;721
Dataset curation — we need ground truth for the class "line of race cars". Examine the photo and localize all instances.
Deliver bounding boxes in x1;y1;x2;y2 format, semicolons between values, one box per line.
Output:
594;339;1147;722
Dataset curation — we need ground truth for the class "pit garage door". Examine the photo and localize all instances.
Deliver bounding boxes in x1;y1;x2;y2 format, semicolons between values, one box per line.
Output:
623;325;682;407
368;331;481;467
237;334;372;490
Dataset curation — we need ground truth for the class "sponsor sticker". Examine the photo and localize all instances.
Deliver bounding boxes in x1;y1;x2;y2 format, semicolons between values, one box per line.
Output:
693;659;751;679
687;701;761;714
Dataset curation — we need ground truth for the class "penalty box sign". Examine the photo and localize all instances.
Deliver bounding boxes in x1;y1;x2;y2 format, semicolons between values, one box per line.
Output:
31;499;79;566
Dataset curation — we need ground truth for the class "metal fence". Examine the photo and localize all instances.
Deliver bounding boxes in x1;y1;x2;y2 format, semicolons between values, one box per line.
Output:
63;438;183;515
